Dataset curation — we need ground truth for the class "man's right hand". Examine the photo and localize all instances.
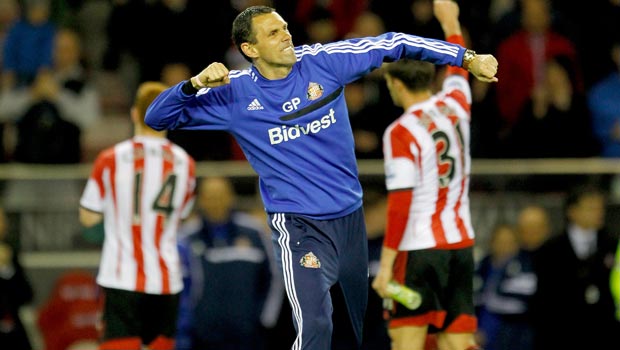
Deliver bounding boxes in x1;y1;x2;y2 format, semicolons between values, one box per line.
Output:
192;62;231;89
469;54;499;82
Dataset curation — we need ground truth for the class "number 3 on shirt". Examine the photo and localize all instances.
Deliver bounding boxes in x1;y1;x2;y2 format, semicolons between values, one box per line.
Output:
431;123;465;188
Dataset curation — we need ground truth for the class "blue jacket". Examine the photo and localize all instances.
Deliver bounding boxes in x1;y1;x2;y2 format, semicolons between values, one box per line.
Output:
176;212;278;349
145;32;465;219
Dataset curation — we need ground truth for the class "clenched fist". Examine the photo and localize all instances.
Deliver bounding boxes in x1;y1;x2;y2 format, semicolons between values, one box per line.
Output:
192;62;231;89
468;54;499;83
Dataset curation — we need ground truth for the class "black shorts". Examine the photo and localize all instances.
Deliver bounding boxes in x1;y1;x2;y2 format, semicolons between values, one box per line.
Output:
387;247;476;333
100;287;179;345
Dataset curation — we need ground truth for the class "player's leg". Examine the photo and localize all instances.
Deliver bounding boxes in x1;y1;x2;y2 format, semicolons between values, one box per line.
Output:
335;207;369;348
142;293;179;350
98;288;142;350
269;212;339;350
386;250;449;350
437;332;479;350
389;325;428;350
436;247;478;350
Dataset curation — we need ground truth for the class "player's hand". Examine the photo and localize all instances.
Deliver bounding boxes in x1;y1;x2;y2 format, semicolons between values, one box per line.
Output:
468;54;499;83
192;62;230;89
433;0;459;24
372;267;393;298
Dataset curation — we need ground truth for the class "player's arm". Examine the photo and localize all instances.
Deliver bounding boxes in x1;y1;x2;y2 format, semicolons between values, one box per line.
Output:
433;0;498;82
372;245;397;298
372;189;414;298
79;207;102;227
144;63;232;132
372;131;415;298
435;0;467;79
79;154;107;242
79;207;104;244
434;0;473;107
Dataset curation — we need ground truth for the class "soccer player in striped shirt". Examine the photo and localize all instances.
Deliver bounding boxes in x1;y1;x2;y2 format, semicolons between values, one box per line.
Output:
144;4;497;349
79;81;196;350
372;2;486;350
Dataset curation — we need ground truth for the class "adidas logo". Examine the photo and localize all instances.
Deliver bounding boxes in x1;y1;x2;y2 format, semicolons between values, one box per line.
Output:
247;98;264;111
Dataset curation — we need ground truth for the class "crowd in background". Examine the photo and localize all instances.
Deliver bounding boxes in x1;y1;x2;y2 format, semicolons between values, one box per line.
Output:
0;0;619;163
1;0;620;349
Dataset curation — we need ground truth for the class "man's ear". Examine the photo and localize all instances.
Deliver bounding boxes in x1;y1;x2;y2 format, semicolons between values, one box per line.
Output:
393;78;407;92
240;42;258;60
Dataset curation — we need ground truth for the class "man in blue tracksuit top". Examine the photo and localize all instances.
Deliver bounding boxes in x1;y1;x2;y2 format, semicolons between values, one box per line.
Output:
145;5;498;349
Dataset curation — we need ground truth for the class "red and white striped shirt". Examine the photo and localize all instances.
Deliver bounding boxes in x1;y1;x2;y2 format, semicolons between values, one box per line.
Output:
80;136;196;294
383;61;475;251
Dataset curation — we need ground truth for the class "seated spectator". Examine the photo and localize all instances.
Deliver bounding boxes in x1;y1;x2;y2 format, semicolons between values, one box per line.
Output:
503;55;599;158
0;207;34;350
0;27;101;163
495;0;581;135
1;0;55;89
588;39;620;158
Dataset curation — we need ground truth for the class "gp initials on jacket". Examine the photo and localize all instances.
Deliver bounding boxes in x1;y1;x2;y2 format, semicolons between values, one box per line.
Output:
268;109;336;145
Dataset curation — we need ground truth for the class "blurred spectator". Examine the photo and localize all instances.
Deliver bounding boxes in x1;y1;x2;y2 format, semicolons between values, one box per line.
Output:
502;55;599;158
1;0;55;89
0;0;20;161
551;0;620;88
304;6;337;44
0;27;101;163
176;176;281;350
0;0;20;68
346;10;385;39
371;0;443;40
103;0;235;95
294;0;367;40
473;205;551;350
37;270;101;350
474;223;521;350
0;206;33;350
516;205;551;252
461;0;519;51
531;184;620;350
347;79;398;159
588;40;620;158
160;62;192;87
101;0;147;100
495;0;580;133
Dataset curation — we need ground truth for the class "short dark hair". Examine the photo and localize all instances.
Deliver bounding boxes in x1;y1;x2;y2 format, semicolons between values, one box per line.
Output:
384;59;435;92
232;6;275;63
565;183;605;212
